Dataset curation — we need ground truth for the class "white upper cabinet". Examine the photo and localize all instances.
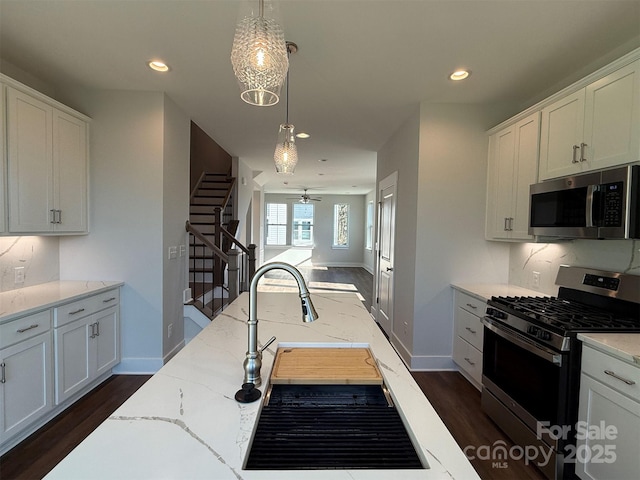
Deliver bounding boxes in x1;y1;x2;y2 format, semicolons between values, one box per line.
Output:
539;60;640;180
486;112;539;241
4;79;89;235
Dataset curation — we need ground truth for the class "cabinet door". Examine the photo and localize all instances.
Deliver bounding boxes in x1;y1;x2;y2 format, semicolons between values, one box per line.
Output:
0;332;53;443
486;126;515;239
94;308;119;377
54;318;91;404
7;87;54;232
0;84;6;234
576;374;640;480
583;60;640;172
539;90;585;180
53;109;88;233
510;113;539;239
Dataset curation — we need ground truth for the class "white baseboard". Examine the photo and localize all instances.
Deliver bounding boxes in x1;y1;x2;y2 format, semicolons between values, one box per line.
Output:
113;357;163;374
163;340;185;364
390;333;457;371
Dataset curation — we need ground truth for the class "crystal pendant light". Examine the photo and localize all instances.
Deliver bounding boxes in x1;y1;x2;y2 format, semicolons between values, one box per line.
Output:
274;42;298;174
230;0;289;106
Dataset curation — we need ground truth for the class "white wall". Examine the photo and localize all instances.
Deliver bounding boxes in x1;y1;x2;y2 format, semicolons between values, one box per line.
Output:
376;104;512;369
263;193;366;267
161;94;190;362
509;240;640;295
411;104;511;369
59;90;189;373
376;107;420;358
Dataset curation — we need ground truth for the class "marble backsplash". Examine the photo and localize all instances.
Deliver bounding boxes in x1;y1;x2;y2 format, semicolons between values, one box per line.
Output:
509;239;639;295
0;236;60;292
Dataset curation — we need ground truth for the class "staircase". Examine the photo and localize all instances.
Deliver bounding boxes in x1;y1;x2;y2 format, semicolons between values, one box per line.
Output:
186;172;255;319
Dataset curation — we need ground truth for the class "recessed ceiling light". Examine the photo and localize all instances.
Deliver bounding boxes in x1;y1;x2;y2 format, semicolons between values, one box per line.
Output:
148;60;170;72
449;70;470;81
296;132;310;139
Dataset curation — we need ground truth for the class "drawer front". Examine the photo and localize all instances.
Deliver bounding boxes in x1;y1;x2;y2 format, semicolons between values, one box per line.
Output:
582;345;640;401
453;337;483;385
0;310;51;349
457;308;484;351
54;289;120;327
454;291;485;317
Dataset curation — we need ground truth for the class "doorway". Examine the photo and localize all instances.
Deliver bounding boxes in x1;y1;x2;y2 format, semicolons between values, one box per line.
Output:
375;172;397;336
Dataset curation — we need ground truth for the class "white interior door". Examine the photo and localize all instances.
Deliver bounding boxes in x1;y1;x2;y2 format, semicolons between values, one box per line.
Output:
376;172;397;336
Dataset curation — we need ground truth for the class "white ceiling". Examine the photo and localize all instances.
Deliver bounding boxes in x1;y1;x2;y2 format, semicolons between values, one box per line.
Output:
1;0;639;195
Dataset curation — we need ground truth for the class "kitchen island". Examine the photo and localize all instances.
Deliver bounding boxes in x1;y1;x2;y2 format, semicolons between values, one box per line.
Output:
45;291;479;479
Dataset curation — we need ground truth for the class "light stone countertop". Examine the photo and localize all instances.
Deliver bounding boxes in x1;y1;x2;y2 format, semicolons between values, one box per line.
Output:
577;333;640;366
45;291;480;480
0;280;124;324
452;283;546;302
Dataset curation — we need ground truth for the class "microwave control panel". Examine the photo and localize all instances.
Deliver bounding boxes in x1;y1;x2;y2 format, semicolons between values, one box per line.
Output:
601;181;623;227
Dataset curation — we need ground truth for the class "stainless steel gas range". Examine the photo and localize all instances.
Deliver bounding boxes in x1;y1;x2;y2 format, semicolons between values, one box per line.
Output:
481;266;640;480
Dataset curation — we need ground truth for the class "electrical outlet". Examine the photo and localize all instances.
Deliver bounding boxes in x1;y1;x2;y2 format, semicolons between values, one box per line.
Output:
168;246;177;259
532;271;541;289
179;244;186;257
168;323;173;339
14;267;25;284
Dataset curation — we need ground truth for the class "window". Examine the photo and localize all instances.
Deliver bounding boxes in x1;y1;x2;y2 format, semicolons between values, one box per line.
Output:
266;203;287;245
366;201;374;250
292;203;314;246
333;203;349;248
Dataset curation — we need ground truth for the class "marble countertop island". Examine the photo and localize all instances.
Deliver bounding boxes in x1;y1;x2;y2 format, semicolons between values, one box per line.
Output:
46;291;479;480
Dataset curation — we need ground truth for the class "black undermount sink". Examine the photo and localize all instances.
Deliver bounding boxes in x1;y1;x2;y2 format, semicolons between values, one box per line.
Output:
244;383;425;470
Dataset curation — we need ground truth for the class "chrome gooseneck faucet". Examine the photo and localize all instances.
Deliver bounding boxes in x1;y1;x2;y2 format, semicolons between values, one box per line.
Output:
239;262;318;397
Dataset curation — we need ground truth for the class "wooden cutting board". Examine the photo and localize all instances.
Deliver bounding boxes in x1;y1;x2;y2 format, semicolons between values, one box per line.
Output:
270;347;383;385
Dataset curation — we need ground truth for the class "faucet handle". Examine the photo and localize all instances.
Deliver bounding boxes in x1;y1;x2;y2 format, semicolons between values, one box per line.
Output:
260;336;277;353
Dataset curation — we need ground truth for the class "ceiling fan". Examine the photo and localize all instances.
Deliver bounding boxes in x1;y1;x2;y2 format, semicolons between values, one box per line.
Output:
287;188;322;204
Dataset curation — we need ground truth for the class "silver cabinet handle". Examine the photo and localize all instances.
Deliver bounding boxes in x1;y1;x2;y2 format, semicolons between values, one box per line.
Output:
604;370;636;386
17;324;39;333
1;362;5;383
504;217;509;231
69;308;86;315
89;322;96;339
580;143;587;162
464;357;475;366
386;267;393;272
572;145;580;163
508;217;514;231
466;303;477;310
465;327;477;334
103;297;117;303
50;209;57;224
95;321;100;337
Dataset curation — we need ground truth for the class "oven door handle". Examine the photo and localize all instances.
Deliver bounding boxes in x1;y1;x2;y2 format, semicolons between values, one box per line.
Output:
482;317;563;366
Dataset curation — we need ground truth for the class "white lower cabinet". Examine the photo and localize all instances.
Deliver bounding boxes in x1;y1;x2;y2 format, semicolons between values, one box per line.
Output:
54;299;119;404
0;311;53;444
576;345;640;480
452;290;485;389
0;287;120;454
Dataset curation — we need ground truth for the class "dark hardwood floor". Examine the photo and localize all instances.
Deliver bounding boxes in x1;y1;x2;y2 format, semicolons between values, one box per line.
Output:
260;265;374;310
0;375;150;480
412;371;547;480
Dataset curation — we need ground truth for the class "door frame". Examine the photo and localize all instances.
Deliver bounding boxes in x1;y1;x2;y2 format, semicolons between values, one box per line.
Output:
373;171;397;335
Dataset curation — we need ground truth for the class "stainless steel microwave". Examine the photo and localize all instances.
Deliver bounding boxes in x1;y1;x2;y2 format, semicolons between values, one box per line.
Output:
529;165;639;239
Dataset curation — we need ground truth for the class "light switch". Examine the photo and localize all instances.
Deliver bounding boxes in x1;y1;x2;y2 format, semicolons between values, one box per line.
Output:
14;266;25;284
168;246;178;259
179;245;186;257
